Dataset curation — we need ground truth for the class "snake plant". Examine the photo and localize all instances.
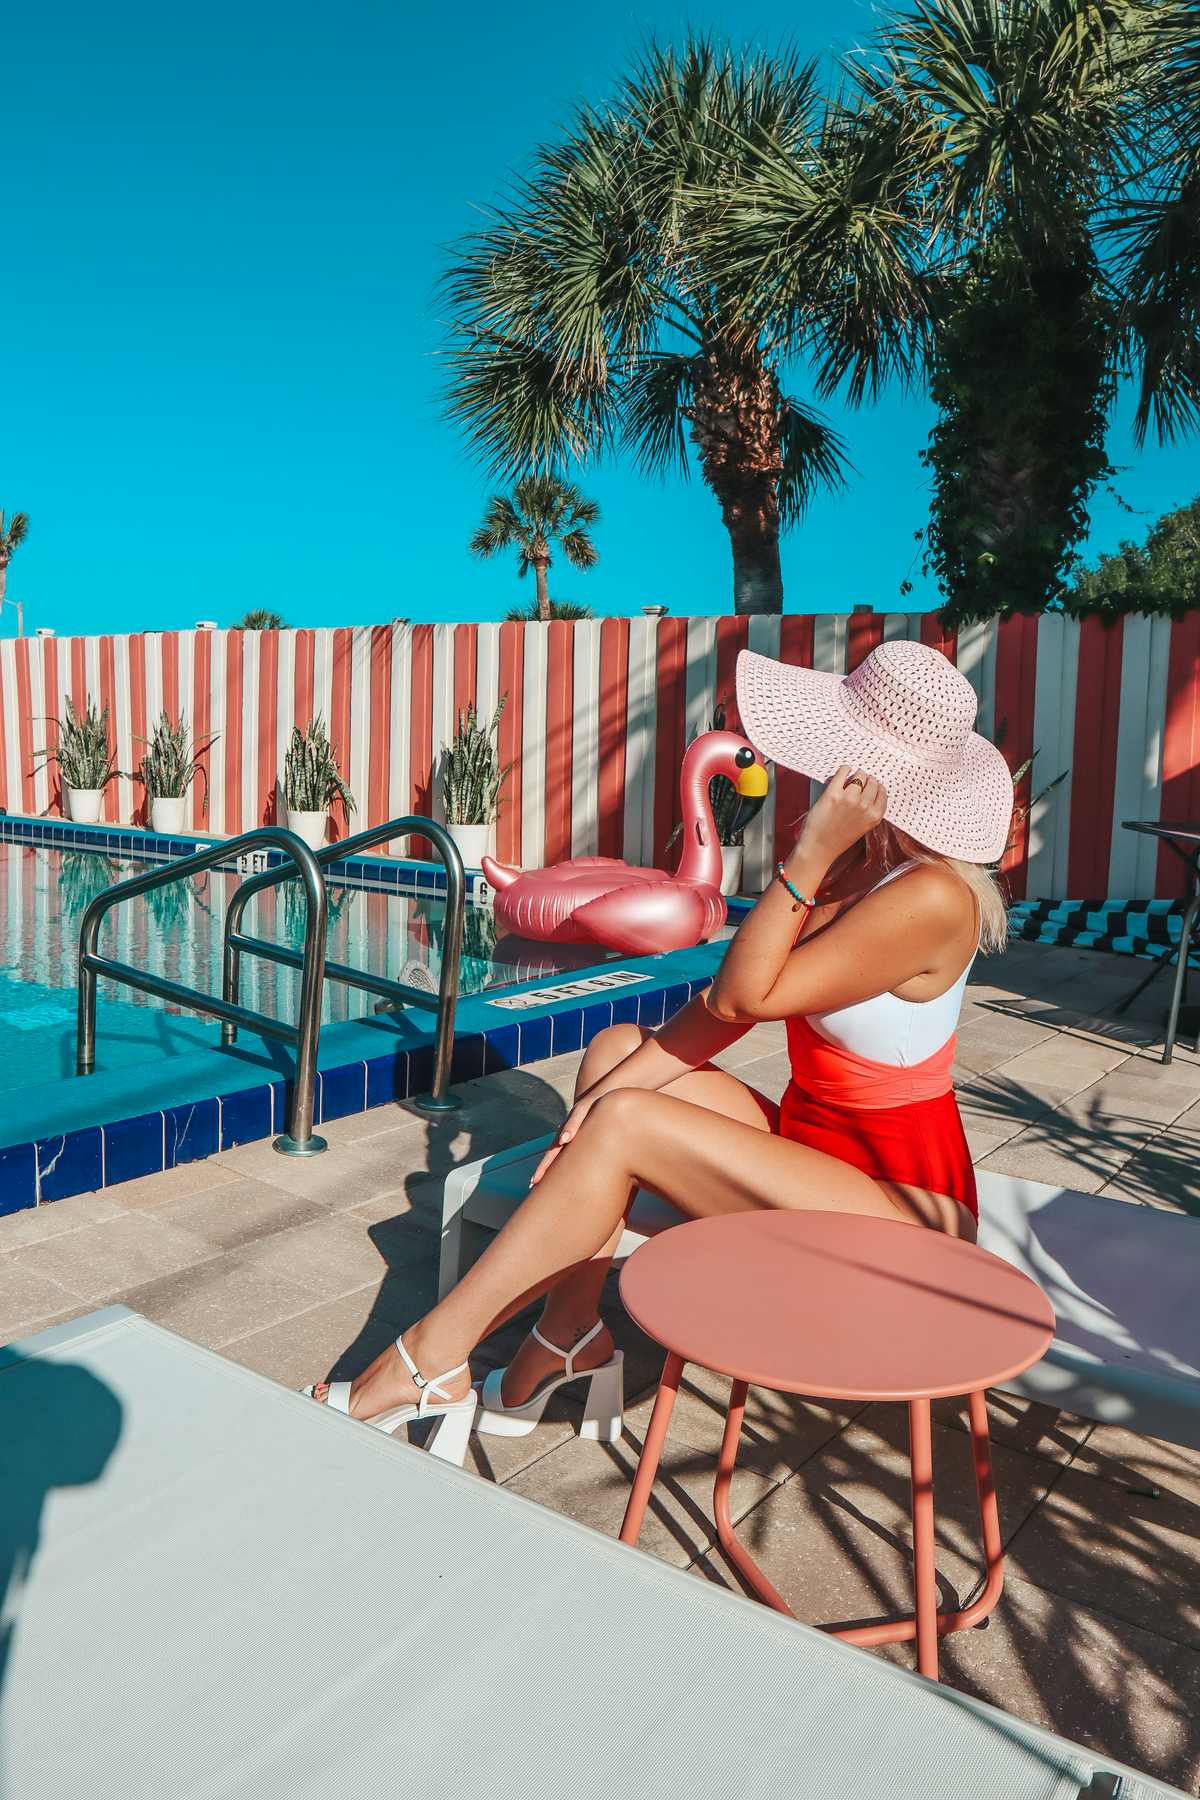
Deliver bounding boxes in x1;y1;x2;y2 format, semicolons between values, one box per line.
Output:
134;712;218;808
32;699;116;792
441;698;512;826
283;718;356;814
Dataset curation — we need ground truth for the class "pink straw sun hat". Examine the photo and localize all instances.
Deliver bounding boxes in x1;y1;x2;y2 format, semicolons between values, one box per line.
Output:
736;639;1014;865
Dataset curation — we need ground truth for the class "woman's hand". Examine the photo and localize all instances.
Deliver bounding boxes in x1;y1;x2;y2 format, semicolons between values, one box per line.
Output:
530;1095;597;1184
792;765;887;869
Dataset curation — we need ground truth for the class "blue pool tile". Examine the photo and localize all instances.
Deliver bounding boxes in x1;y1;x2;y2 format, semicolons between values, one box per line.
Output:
268;1079;292;1136
637;988;666;1029
366;1051;408;1108
0;1143;38;1215
218;1086;273;1151
662;983;690;1022
165;1099;220;1166
405;1044;434;1101
581;1001;613;1045
450;1033;485;1085
103;1113;166;1186
550;1007;583;1055
610;993;640;1027
483;1024;520;1073
36;1127;103;1203
318;1062;367;1123
516;1013;552;1065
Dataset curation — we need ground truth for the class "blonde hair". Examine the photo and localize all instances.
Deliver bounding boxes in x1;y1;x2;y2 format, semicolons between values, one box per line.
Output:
871;822;1009;955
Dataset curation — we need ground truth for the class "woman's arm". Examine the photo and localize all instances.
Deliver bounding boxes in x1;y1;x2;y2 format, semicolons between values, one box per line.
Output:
709;764;886;1020
709;765;971;1024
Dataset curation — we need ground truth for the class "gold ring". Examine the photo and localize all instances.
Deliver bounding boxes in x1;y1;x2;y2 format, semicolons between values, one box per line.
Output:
843;774;866;791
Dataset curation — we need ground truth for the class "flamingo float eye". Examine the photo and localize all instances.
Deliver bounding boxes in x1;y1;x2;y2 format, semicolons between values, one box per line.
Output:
735;746;755;769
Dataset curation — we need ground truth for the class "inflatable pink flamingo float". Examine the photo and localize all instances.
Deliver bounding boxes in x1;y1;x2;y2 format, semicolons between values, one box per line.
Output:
481;731;769;956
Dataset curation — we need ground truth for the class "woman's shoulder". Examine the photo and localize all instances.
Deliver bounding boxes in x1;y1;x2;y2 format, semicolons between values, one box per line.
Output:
869;860;975;929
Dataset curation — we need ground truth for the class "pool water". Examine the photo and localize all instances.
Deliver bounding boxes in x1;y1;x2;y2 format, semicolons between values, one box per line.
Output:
0;842;608;1089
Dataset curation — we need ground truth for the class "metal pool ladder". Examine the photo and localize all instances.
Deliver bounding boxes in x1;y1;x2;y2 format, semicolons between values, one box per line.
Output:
76;828;329;1156
220;816;466;1114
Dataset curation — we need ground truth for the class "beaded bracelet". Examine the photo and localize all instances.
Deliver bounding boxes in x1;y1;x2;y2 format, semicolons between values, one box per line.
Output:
774;863;817;912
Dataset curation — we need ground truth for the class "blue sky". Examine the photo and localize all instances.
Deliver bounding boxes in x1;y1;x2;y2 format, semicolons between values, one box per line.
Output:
2;0;1197;638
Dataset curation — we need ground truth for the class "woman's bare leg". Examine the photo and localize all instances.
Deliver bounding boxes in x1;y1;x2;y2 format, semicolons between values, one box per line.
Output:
501;1023;774;1405
333;1073;969;1422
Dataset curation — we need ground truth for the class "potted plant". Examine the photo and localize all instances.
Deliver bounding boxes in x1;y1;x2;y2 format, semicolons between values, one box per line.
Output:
282;717;355;852
440;698;512;867
134;711;218;834
33;699;116;823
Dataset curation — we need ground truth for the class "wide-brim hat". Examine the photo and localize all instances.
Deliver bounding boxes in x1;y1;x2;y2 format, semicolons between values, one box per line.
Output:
736;639;1013;864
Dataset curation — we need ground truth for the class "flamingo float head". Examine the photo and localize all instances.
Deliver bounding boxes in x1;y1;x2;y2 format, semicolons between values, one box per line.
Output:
675;730;769;885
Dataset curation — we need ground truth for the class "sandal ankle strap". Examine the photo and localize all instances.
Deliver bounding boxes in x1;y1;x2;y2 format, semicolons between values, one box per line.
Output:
531;1318;604;1380
395;1334;470;1417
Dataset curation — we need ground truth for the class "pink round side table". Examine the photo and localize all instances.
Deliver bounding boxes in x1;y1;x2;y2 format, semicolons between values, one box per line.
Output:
618;1211;1055;1680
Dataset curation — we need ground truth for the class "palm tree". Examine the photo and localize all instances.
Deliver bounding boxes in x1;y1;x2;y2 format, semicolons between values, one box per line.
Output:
236;608;287;629
441;38;923;614
1112;0;1200;443
850;0;1154;619
0;510;29;624
470;474;599;621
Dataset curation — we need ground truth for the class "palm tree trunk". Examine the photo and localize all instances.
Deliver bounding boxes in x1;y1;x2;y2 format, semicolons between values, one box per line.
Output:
533;558;551;622
0;555;7;616
689;343;785;616
725;499;784;615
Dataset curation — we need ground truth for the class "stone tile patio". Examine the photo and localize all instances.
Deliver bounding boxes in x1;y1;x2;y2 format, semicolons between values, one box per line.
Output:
3;937;1199;1789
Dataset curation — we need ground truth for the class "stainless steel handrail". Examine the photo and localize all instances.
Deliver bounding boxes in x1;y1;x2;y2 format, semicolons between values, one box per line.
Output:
77;827;329;1156
220;817;465;1113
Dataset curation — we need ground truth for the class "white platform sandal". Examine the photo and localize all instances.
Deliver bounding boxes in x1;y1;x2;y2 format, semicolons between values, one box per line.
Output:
302;1334;478;1466
476;1320;625;1442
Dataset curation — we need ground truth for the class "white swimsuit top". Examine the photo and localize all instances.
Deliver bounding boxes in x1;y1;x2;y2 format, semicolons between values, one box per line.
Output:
806;864;978;1069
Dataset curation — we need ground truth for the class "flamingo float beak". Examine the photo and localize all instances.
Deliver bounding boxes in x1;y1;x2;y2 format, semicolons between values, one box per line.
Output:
729;751;770;836
735;762;769;799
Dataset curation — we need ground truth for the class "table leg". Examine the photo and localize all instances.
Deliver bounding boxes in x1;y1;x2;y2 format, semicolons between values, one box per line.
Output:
908;1397;939;1679
1163;889;1200;1065
619;1351;683;1547
713;1379;794;1616
838;1388;1004;1661
959;1388;1004;1625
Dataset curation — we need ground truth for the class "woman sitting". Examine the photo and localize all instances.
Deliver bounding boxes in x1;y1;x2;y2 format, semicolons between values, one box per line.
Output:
307;640;1013;1445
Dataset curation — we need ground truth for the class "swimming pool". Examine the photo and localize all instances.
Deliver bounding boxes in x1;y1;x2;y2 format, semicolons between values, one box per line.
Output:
0;819;729;1212
0;840;615;1089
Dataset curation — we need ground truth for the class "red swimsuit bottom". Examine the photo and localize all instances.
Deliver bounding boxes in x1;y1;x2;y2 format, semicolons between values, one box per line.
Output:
765;1016;978;1219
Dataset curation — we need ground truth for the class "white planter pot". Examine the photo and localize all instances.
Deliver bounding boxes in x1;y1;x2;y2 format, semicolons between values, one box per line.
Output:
447;822;491;868
150;795;188;835
286;808;328;853
719;846;744;898
66;787;104;824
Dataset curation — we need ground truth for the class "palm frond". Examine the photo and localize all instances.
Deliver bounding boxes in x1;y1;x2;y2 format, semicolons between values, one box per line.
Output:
1;510;29;551
560;529;600;570
778;400;852;527
623;353;698;476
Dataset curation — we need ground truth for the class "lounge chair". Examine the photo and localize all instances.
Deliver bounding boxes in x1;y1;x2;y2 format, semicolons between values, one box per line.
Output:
0;1306;1185;1798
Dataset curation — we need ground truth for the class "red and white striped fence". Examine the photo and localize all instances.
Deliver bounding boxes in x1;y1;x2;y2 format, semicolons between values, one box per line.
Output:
2;612;1197;901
